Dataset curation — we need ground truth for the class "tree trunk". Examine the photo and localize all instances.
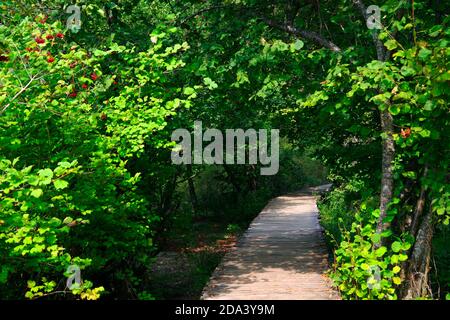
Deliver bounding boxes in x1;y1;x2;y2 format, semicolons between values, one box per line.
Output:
375;109;395;238
410;166;429;237
402;205;434;299
186;164;199;214
351;0;396;240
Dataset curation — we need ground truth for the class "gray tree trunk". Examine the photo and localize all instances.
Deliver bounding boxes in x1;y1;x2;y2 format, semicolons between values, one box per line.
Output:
402;206;434;299
375;110;395;237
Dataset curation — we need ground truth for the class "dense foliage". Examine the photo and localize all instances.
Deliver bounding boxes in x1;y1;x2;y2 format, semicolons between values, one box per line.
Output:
0;12;191;299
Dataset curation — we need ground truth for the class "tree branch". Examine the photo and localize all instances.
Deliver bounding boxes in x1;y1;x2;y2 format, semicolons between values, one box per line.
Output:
178;3;342;53
410;166;429;238
0;74;42;115
178;5;234;25
261;17;342;52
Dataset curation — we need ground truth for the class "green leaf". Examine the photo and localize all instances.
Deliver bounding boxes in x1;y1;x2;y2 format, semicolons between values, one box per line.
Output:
30;188;43;198
372;233;381;244
393;91;412;101
393;277;402;285
384;40;398;50
389;105;401;115
361;263;370;270
375;246;387;257
391;241;402;253
0;266;10;284
38;169;53;185
93;49;107;57
402;171;417;179
203;77;218;90
370;92;391;106
28;176;39;186
418;48;432;60
391;255;399;264
291;39;304;51
63;217;73;225
54;179;69;190
429;25;442;37
20;202;30;212
183;87;195;95
423;101;435;111
418;129;431;138
398;254;408;262
400;66;416;77
402;242;412;250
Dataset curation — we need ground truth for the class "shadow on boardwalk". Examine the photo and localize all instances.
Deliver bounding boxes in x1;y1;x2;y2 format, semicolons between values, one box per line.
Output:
201;185;339;300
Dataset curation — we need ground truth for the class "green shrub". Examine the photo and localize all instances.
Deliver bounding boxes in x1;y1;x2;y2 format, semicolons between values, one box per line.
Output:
318;177;376;247
330;207;412;300
0;15;190;299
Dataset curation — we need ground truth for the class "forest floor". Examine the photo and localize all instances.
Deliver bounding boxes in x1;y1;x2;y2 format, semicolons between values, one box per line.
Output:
148;220;243;299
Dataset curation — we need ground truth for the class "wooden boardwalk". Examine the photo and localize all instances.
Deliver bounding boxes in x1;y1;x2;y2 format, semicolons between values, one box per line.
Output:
201;185;339;300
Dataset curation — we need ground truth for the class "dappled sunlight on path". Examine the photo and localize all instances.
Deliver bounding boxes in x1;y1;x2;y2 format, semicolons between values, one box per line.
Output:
201;185;339;300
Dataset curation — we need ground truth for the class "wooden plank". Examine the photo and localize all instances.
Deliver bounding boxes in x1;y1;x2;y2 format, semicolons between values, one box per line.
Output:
201;186;340;300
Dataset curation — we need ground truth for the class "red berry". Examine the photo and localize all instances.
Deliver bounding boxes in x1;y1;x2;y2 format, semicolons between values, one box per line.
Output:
56;33;64;39
69;91;77;98
38;16;48;24
91;73;98;81
401;128;411;139
35;37;45;44
113;81;118;85
47;57;55;63
82;84;88;89
46;34;54;40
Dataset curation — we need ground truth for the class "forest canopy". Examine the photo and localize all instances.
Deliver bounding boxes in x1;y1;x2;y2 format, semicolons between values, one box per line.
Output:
0;0;449;300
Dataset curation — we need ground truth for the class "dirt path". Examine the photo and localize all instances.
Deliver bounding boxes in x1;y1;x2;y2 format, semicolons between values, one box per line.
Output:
201;185;339;300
